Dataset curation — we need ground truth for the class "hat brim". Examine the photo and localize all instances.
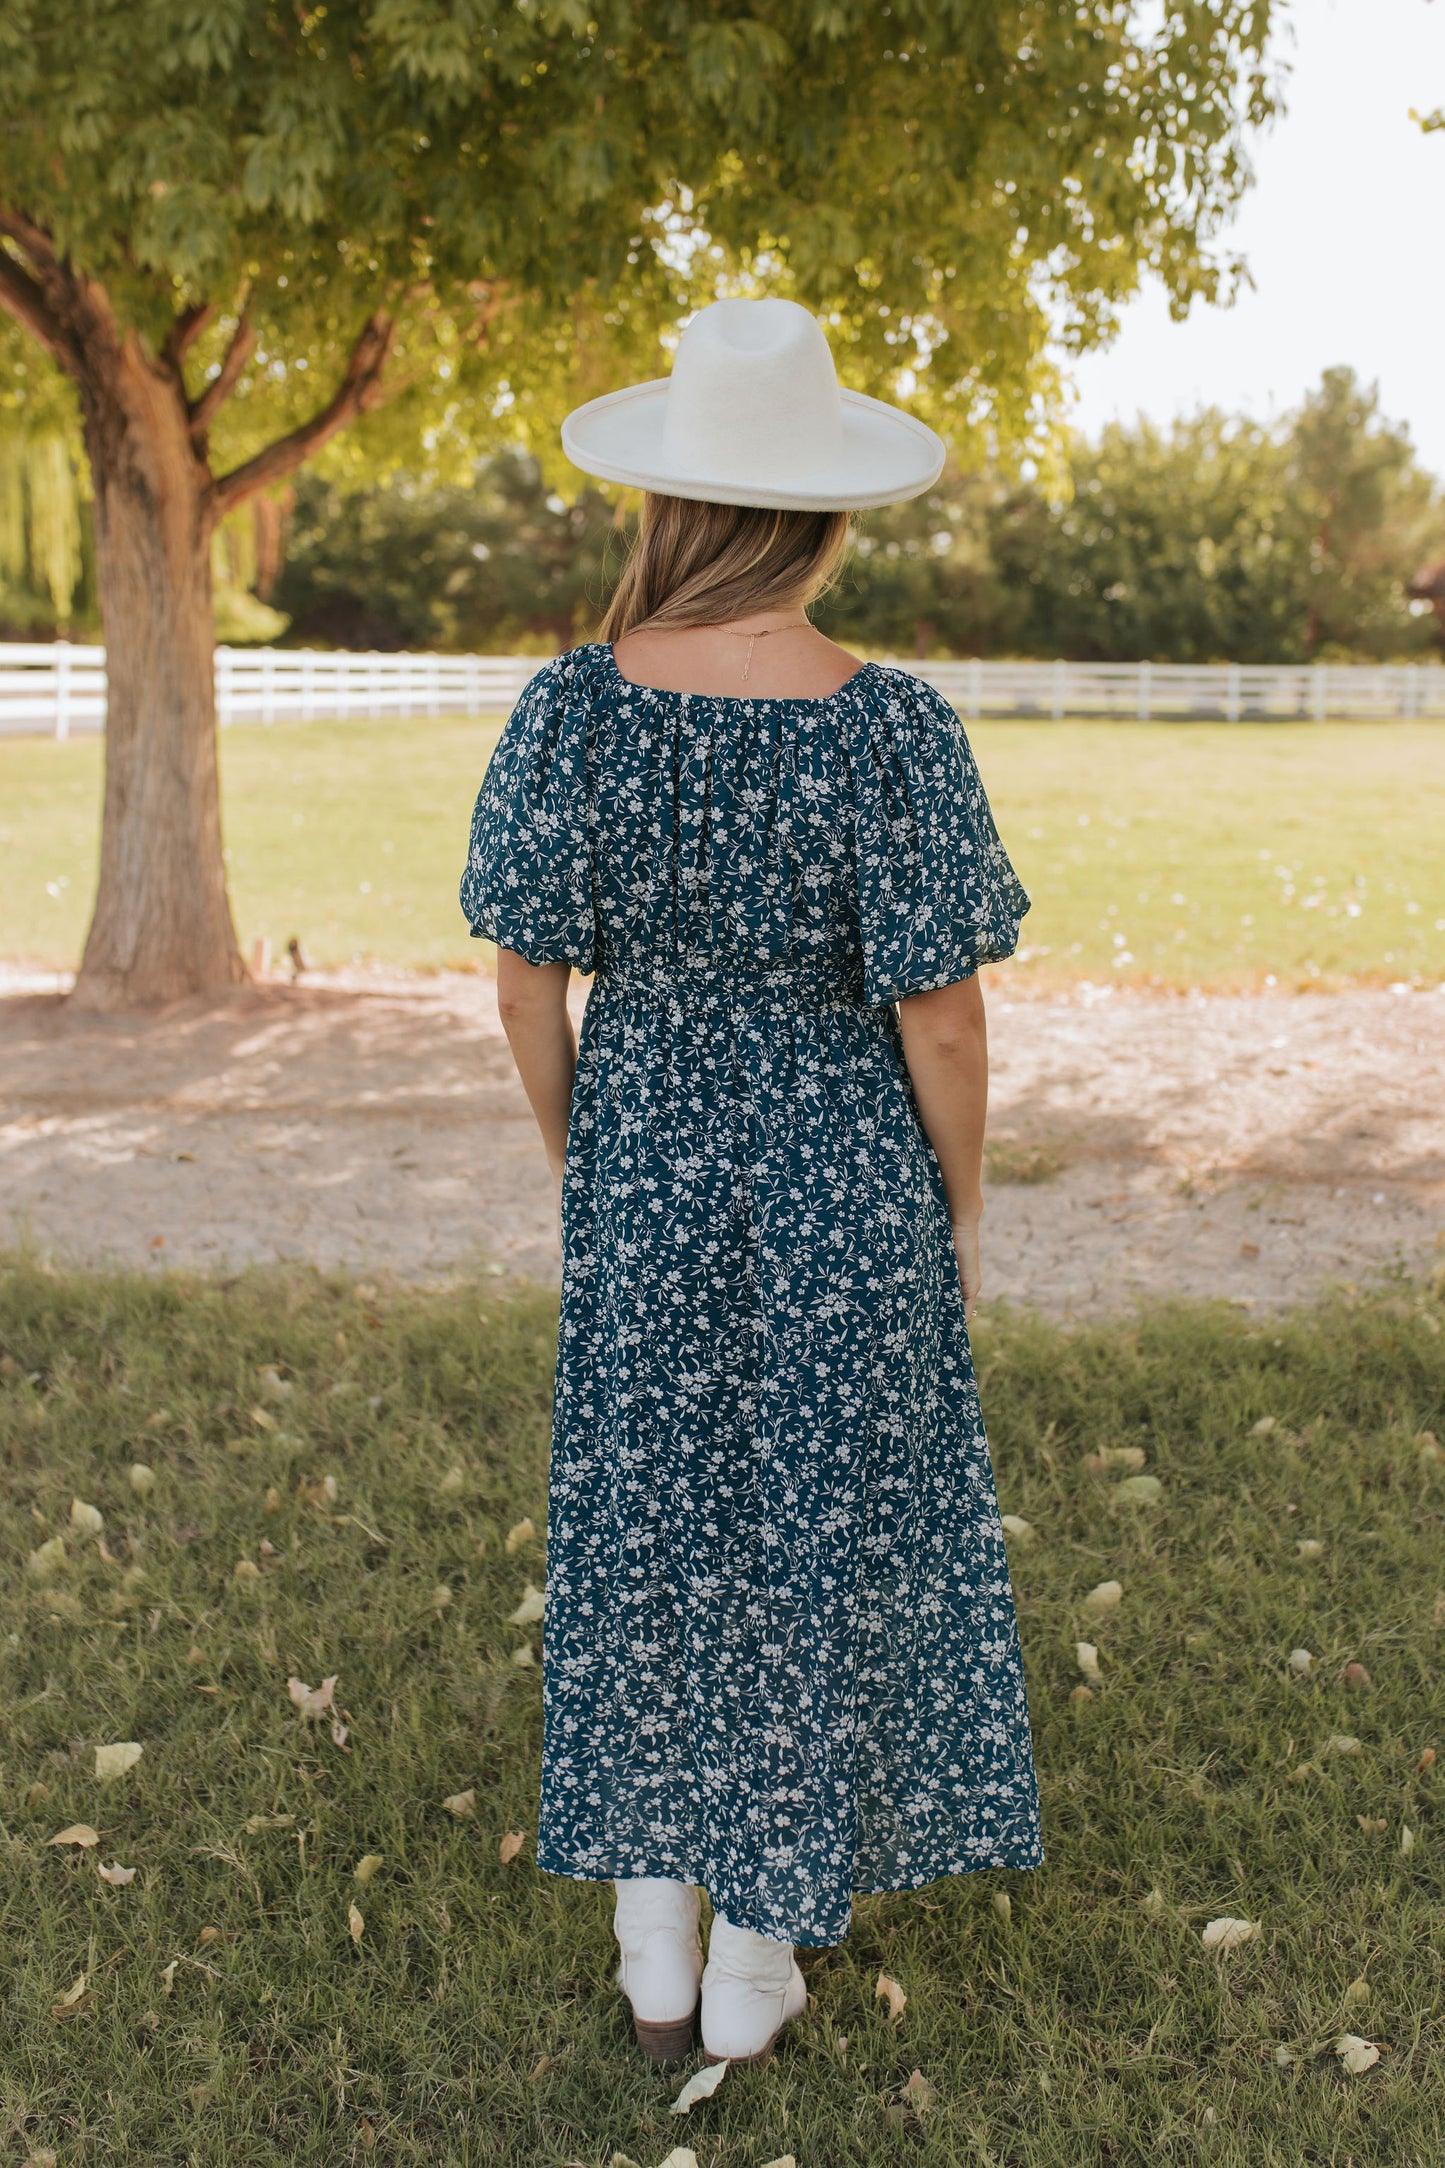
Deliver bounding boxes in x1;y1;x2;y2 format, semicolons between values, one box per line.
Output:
560;379;946;512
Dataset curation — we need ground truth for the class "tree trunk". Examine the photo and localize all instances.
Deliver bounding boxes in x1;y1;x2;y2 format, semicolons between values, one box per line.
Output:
70;334;247;1010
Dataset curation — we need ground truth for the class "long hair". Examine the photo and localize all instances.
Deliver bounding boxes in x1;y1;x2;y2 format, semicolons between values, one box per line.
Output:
599;493;851;640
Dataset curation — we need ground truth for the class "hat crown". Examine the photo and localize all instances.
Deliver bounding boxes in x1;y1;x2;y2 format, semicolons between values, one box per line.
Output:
660;299;845;492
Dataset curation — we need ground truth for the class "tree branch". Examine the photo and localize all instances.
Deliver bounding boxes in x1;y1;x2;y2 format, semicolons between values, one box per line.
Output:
0;208;85;374
189;312;257;440
211;309;395;514
162;301;215;370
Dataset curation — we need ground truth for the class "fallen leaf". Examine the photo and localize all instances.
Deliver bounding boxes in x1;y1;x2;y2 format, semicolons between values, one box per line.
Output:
331;1717;350;1749
1355;1815;1388;1833
1069;1684;1094;1704
505;1515;536;1552
299;1474;339;1508
1335;2033;1380;2074
348;1902;364;1944
159;1959;179;1994
1287;1761;1317;1781
1401;1824;1415;1855
670;2060;728;2114
232;1559;261;1582
1343;1977;1370;2007
97;1860;137;1885
760;2158;797;2168
1113;1474;1163;1503
1082;1579;1123;1617
508;1582;546;1626
26;1536;67;1579
1342;1662;1372;1687
1201;1916;1260;1951
432;1584;453;1611
499;1829;526;1864
1288;1647;1314;1676
1296;1538;1325;1559
244;1813;296;1832
198;1926;221;1946
1252;1415;1277;1436
609;2155;644;2168
56;1972;88;2007
26;1782;50;1808
1139;1886;1166;1915
1239;1240;1260;1260
354;1853;384;1884
1075;1641;1102;1681
48;1824;100;1848
95;1741;143;1782
288;1675;338;1719
993;1890;1012;1925
442;1789;476;1819
263;1485;282;1513
510;1644;536;1667
1083;1445;1147;1473
250;1404;278;1432
1322;1734;1362;1758
69;1498;103;1535
653;2154;698;2168
258;1366;294;1400
1274;2043;1296;2066
899;2069;938;2115
999;1513;1034;1542
1418;1747;1437;1772
437;1465;465;1495
875;1970;907;2021
25;2149;58;2167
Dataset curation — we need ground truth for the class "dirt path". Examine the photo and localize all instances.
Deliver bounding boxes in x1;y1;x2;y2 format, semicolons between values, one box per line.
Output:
1;967;1440;1315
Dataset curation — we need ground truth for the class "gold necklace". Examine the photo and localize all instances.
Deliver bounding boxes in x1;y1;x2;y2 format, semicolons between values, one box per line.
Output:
716;621;811;682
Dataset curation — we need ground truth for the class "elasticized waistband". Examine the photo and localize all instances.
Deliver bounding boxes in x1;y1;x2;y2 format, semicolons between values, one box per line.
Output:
593;953;872;1012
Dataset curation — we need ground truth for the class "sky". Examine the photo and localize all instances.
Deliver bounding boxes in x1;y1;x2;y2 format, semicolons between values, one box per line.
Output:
1063;0;1445;474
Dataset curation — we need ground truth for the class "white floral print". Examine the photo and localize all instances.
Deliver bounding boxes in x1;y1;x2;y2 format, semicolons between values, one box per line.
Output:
460;642;1044;1946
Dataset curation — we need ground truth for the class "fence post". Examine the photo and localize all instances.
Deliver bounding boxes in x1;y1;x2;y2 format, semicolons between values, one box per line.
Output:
1137;659;1152;723
54;639;72;742
428;652;441;718
1051;658;1066;721
1403;664;1419;721
967;657;982;721
1310;662;1327;722
301;650;315;723
259;647;275;726
1225;662;1241;724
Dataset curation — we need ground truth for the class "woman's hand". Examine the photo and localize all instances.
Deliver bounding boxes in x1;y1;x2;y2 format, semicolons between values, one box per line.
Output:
952;1208;983;1324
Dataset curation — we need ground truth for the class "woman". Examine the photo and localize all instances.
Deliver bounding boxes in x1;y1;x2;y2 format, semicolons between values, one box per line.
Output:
460;297;1044;2069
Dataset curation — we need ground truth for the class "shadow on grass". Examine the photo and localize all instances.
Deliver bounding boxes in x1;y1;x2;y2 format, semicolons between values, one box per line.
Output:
1;1256;1442;2166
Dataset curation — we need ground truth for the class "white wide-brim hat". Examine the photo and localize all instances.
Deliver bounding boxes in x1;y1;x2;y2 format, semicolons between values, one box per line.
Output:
561;296;946;512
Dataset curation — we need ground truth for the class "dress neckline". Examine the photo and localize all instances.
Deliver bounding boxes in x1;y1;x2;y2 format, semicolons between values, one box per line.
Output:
603;641;876;709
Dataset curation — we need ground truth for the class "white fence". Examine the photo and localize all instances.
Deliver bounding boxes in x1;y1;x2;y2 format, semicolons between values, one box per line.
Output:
3;641;1444;739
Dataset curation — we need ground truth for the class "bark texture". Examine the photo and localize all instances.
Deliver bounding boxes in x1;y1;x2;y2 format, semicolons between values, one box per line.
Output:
71;332;245;1009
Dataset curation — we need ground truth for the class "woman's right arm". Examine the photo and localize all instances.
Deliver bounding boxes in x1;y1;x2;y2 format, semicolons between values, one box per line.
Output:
896;973;989;1322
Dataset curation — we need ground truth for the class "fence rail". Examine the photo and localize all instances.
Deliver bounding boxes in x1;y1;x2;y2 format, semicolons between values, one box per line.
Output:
4;642;1444;739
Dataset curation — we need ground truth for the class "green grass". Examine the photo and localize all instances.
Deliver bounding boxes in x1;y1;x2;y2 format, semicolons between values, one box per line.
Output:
1;1258;1442;2165
3;716;1443;989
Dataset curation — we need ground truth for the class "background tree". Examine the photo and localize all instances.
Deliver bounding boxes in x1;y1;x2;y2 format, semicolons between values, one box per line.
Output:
0;0;1276;1005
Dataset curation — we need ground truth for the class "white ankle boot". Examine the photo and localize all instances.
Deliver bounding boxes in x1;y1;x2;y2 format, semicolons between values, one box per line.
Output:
612;1877;703;2063
700;1912;807;2065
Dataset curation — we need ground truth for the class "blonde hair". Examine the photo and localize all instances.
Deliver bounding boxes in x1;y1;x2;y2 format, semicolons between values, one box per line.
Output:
599;493;851;641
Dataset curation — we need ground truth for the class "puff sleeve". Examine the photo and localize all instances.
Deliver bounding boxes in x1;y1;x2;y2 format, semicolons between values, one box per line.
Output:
459;655;598;972
847;667;1029;1006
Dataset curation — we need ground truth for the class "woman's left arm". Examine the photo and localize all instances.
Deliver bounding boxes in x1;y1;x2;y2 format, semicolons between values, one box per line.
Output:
495;948;577;1188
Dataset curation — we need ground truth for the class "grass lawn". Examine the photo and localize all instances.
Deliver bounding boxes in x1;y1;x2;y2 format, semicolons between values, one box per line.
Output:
1;1259;1442;2164
2;715;1443;990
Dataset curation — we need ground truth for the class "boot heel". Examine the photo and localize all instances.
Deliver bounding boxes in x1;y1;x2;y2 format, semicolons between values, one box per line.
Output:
632;2002;699;2063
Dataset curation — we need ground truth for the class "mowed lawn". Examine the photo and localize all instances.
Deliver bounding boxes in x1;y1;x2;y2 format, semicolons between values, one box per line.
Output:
3;713;1443;989
1;1260;1442;2165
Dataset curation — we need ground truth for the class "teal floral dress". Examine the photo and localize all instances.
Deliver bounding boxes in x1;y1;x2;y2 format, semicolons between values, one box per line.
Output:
460;642;1044;1947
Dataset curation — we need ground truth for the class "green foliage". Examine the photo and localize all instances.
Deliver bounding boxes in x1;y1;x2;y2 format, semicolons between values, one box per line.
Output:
0;428;91;631
274;453;623;651
0;1260;1442;2162
1;1;1280;476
